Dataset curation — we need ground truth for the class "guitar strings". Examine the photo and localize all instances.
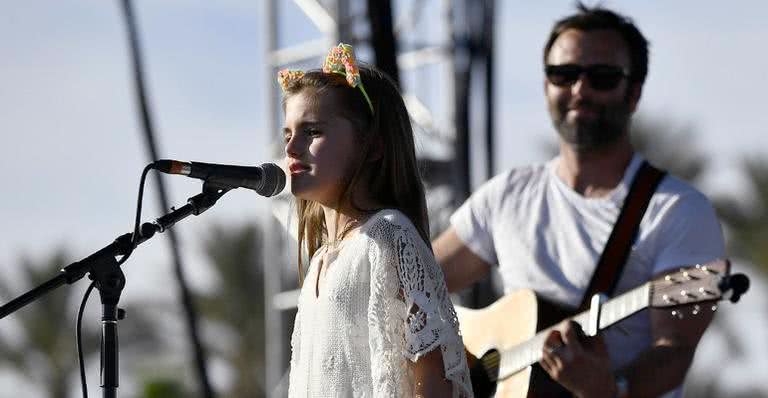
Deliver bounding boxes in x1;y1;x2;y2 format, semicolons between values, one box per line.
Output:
481;351;501;382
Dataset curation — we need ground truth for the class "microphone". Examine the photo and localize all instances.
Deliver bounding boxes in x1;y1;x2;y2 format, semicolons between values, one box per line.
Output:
153;159;286;197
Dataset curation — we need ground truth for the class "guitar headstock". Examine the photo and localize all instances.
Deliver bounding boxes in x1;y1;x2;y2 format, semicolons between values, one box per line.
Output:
649;259;731;308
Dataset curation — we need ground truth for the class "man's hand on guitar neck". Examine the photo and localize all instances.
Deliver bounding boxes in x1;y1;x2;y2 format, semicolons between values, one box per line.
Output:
540;321;618;398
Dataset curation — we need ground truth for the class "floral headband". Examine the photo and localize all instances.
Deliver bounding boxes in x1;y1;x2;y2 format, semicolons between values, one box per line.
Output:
277;43;374;114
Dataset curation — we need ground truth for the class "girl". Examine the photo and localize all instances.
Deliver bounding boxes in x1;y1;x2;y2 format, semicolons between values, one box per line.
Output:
279;44;474;397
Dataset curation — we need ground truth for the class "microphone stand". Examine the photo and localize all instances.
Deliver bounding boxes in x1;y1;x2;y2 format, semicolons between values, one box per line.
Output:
0;183;229;398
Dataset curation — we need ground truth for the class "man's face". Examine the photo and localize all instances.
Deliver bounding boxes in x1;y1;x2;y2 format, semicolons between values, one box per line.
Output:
544;29;640;152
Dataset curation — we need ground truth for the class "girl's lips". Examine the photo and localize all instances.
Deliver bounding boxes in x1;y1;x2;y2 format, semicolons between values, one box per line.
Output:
288;162;310;174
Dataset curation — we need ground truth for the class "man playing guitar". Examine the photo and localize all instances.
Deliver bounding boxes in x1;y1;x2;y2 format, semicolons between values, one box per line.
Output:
433;3;726;397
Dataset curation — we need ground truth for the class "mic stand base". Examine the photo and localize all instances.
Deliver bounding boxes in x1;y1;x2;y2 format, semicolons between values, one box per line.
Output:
88;247;126;397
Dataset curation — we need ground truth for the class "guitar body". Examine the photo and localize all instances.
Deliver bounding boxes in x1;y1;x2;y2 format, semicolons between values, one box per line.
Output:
457;290;537;398
456;260;737;398
457;290;574;398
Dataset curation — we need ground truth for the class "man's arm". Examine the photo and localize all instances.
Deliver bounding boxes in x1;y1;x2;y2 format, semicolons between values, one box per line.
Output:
541;303;714;398
433;227;492;293
617;304;714;397
615;193;722;397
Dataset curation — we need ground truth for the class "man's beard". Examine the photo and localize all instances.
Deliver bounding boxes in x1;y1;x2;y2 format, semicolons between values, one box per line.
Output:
550;98;632;152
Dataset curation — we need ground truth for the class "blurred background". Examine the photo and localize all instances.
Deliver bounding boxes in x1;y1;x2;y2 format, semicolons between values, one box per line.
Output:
1;0;766;397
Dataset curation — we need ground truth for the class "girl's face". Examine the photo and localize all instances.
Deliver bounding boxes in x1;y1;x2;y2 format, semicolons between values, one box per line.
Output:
283;89;361;207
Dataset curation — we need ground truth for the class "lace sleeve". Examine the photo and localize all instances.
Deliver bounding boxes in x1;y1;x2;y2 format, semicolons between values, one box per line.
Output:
367;212;474;398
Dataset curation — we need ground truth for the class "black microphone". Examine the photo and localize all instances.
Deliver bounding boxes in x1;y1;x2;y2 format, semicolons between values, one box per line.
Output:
153;159;286;197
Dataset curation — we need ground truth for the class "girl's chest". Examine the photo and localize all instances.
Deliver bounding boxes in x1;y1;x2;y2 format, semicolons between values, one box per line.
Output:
299;247;372;316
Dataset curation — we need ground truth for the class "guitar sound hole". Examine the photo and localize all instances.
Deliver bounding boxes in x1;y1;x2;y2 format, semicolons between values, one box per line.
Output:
471;349;499;397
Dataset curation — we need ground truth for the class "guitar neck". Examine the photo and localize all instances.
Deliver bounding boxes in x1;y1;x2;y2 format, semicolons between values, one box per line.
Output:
498;283;651;379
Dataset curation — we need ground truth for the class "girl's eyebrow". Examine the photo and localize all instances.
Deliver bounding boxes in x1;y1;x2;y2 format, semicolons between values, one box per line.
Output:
281;121;327;133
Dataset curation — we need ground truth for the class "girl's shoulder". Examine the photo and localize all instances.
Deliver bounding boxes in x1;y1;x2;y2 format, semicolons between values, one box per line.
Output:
360;208;416;235
356;209;428;248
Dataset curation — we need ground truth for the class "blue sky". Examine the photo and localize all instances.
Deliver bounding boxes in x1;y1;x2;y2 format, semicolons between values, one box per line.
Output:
1;1;766;396
495;1;768;190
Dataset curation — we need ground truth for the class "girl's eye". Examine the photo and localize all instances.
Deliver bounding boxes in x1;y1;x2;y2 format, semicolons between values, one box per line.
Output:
305;128;322;137
283;131;293;143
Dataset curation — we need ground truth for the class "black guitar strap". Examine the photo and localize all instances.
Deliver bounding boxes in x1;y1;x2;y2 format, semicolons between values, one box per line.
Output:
578;160;667;311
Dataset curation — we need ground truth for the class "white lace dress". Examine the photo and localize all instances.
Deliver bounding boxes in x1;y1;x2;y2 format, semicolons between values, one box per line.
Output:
288;209;474;397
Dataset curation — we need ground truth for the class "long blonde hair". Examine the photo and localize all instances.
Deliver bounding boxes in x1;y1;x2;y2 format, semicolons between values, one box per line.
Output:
282;65;429;283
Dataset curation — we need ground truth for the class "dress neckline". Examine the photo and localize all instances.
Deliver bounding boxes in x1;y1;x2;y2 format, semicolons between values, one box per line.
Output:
312;208;402;298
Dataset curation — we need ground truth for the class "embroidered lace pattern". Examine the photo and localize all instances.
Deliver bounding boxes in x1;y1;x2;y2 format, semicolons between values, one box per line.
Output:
288;209;474;397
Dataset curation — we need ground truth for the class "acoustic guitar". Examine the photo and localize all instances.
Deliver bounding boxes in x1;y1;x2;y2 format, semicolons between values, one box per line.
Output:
456;259;749;397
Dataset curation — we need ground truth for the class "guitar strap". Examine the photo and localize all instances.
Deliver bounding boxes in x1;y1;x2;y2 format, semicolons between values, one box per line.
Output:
578;160;667;311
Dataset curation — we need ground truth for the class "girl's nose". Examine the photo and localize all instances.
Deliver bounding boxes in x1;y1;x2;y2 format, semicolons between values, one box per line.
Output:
284;134;303;158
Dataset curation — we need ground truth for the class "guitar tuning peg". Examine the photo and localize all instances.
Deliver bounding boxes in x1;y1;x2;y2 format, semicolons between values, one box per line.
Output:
671;310;685;320
691;305;701;315
726;274;750;303
696;264;718;275
682;271;699;280
711;304;718;312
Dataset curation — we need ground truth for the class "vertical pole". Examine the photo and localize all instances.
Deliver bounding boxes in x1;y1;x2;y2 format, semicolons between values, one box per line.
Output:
263;1;285;396
335;0;352;44
453;0;472;204
484;0;495;178
119;1;214;396
366;0;400;84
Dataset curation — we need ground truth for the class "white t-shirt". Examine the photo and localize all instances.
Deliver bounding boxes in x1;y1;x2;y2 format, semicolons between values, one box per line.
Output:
451;154;725;397
289;209;473;398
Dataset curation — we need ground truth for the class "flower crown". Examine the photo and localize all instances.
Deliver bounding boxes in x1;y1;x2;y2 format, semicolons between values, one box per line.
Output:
277;43;374;114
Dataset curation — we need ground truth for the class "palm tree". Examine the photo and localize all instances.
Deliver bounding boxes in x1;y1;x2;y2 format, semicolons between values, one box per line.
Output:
713;158;768;274
629;116;707;183
0;249;84;398
695;158;768;398
627;119;768;398
629;116;768;397
0;248;161;398
141;378;189;398
195;223;267;397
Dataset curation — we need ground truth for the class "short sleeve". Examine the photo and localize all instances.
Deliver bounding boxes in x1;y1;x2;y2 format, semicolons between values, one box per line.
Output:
366;212;474;398
450;175;503;266
651;190;726;274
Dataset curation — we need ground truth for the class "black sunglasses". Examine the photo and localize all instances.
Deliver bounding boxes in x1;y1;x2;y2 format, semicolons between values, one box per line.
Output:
545;64;630;91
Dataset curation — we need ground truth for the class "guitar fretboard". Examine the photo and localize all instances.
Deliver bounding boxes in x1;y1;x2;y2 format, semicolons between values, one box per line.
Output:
497;283;651;380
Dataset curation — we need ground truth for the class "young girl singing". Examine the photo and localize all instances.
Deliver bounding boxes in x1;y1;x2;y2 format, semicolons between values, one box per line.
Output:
278;44;473;397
